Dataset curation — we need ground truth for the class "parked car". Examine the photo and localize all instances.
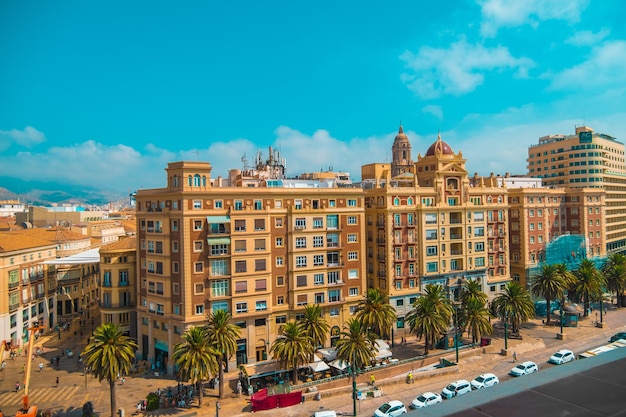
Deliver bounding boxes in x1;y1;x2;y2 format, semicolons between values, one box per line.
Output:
609;332;626;343
410;391;442;409
314;411;337;417
470;373;500;389
549;349;575;365
510;361;538;377
373;400;407;417
441;380;472;399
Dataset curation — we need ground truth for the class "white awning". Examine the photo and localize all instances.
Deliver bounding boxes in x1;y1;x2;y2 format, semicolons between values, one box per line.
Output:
329;359;349;371
42;248;100;265
309;361;330;373
318;348;337;361
375;349;392;360
375;339;390;350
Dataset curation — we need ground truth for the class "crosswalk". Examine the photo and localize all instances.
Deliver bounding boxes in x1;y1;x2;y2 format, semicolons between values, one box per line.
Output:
0;386;90;410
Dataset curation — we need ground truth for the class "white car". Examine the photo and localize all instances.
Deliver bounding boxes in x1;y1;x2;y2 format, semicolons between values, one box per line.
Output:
373;400;407;417
510;361;539;377
549;349;575;365
441;379;472;399
470;373;500;389
410;391;443;409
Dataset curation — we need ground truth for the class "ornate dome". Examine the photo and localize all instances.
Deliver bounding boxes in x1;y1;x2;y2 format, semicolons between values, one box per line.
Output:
393;125;409;143
425;133;454;156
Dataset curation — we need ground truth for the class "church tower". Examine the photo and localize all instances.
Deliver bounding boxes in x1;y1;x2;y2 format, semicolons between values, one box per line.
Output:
391;124;413;177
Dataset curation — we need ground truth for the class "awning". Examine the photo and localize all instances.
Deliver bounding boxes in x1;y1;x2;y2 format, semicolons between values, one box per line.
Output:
329;359;349;371
154;340;168;352
375;339;390;350
318;348;337;361
309;361;330;373
207;237;231;245
206;216;230;223
42;248;101;265
375;349;392;360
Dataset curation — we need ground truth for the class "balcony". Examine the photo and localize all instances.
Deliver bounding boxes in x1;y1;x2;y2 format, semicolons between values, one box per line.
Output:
9;281;19;290
9;302;19;312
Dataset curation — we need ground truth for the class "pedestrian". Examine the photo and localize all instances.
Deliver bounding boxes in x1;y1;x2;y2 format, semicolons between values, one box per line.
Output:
21;364;25;373
370;374;376;386
56;376;59;387
39;362;44;372
237;380;242;398
15;382;20;392
513;351;518;362
121;377;125;385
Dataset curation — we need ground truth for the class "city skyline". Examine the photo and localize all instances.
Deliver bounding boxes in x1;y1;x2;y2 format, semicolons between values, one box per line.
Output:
1;0;626;194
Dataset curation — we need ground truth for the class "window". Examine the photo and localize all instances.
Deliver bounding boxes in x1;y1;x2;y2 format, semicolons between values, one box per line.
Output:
255;279;267;291
235;220;246;231
348;199;357;207
297;275;307;287
427;262;438;272
474;227;485;237
254;219;265;231
295;237;306;248
313;255;324;266
212;301;228;313
236;303;248;313
172;241;179;253
195;304;204;315
349;287;359;296
313;218;324;229
235;281;247;294
329;308;339;317
313;236;324;247
426;246;437;256
426;229;437;240
275;217;283;227
193;200;202;209
347;233;357;243
475;242;484;252
194;262;204;273
211;280;229;297
326;215;338;229
276;256;284;266
276;315;287;324
348;251;357;261
297;294;307;306
276;237;283;247
347;216;357;225
295;218;306;229
254;259;266;271
193;220;202;231
314;273;324;285
295;199;303;209
276;276;285;286
255;300;267;311
194;241;203;252
328;289;340;302
277;296;284;305
475;257;485;267
254;200;262;210
315;293;325;304
255;318;266;327
235;260;246;273
296;256;307;267
234;200;243;210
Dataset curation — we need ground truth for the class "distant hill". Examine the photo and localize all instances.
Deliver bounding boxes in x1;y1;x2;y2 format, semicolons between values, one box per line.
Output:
0;176;126;206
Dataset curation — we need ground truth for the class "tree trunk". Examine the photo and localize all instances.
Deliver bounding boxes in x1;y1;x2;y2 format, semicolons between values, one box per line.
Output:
109;380;116;417
292;361;298;385
198;379;203;406
546;296;552;324
218;355;225;399
424;330;429;355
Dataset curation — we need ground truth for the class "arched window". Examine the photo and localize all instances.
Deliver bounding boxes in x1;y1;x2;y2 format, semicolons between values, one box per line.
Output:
393;197;400;206
193;174;201;186
407;197;413;205
173;176;179;187
187;175;192;186
202;176;207;186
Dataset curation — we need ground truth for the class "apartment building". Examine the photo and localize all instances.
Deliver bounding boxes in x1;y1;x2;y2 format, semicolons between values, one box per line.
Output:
362;131;510;339
508;186;606;288
0;232;57;346
135;159;366;374
528;126;626;253
99;237;137;337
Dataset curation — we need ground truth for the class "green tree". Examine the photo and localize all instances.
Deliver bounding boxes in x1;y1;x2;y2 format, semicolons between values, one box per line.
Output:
298;304;330;361
406;284;452;354
574;258;605;317
531;264;568;325
463;298;493;344
459;278;488;306
172;326;219;407
492;282;535;334
206;309;241;399
603;253;626;308
80;323;138;417
270;321;312;385
355;288;396;339
335;318;377;375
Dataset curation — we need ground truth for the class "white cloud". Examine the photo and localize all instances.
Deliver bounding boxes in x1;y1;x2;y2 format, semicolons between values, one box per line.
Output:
478;0;588;37
548;40;626;91
422;105;444;120
400;38;534;99
0;126;46;150
565;29;610;47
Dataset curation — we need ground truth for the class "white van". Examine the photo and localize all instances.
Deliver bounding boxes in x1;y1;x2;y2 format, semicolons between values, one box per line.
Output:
314;411;338;417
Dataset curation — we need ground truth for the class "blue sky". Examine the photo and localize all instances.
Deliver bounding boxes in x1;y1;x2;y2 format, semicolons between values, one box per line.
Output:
1;0;626;195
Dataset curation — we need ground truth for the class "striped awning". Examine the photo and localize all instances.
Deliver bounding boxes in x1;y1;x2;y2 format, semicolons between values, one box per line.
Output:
206;216;230;223
207;237;231;245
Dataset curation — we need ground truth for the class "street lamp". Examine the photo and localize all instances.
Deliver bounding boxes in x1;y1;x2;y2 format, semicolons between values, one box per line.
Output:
453;307;459;363
351;352;357;417
504;311;509;352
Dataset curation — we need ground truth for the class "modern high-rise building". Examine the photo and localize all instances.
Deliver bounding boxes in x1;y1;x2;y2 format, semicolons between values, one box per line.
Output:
527;126;626;253
362;132;510;339
134;158;366;374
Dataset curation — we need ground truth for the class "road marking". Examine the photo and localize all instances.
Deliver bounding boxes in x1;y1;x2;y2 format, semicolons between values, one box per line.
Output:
0;386;83;408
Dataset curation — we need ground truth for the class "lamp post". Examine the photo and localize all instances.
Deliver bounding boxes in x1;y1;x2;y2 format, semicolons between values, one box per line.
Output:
352;352;357;417
599;296;604;327
453;307;459;363
215;400;220;417
504;311;509;352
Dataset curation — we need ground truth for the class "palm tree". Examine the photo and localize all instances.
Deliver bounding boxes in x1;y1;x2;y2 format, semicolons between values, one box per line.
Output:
463;298;493;344
531;264;567;325
459;278;488;306
80;323;138;417
298;304;330;361
335;319;378;417
355;288;396;339
206;309;241;399
270;321;312;385
406;284;452;354
574;258;605;317
492;282;535;334
603;253;626;308
172;326;219;407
